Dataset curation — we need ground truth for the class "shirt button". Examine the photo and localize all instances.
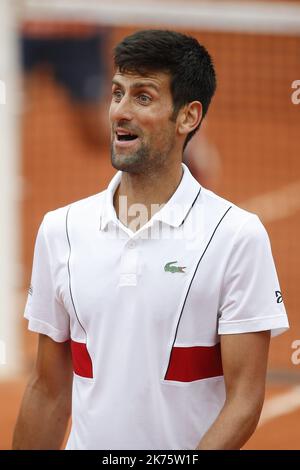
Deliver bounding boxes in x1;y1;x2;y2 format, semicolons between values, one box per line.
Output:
128;241;136;249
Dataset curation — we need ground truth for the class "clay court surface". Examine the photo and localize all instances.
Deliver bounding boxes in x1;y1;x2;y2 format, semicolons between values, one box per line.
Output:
1;26;299;449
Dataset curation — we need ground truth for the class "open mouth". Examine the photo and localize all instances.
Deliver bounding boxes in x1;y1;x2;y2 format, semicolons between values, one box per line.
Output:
116;131;139;142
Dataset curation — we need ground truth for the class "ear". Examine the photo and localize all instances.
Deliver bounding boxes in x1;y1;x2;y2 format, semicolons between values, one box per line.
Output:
177;101;202;137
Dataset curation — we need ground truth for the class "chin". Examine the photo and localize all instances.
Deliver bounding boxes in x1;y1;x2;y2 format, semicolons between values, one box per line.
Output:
111;147;148;173
111;154;138;173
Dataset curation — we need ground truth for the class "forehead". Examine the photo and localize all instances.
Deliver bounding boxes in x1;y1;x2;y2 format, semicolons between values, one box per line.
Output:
112;69;171;90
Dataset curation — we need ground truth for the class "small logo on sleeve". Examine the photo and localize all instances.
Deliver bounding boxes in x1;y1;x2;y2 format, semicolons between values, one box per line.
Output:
28;285;33;296
275;290;283;303
164;261;186;273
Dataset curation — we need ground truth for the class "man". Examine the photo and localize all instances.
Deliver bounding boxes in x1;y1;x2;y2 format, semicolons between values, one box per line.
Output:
13;30;289;450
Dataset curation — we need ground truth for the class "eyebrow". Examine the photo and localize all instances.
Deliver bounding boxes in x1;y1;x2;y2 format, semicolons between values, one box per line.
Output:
112;79;160;93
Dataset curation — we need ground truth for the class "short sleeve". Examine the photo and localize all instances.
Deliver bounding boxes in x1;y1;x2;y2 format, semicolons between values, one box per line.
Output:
24;215;70;342
218;215;289;337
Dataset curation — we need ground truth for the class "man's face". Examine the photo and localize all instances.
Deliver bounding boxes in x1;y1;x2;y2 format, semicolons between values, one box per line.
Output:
109;69;178;174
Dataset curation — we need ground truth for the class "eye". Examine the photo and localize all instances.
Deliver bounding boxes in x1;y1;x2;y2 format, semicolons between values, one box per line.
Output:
137;94;152;104
112;90;123;102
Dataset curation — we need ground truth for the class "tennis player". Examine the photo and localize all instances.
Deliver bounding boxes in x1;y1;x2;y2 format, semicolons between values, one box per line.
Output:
13;30;289;450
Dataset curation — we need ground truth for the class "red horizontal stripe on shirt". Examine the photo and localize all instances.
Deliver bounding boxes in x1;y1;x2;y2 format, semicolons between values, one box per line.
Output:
165;344;223;382
70;340;93;378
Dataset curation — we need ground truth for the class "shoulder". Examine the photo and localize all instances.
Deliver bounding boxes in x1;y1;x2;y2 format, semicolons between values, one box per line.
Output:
41;190;106;239
200;187;268;243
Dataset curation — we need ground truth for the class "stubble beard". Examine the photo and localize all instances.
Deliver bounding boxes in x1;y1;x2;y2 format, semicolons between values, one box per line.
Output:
111;140;150;174
111;130;176;175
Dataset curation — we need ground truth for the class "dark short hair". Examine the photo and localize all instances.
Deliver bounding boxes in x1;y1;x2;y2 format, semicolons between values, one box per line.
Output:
114;29;216;150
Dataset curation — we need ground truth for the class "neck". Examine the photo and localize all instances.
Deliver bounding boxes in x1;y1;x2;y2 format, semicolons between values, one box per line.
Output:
114;163;183;230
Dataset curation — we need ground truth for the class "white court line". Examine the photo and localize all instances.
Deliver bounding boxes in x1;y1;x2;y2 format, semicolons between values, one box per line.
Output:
241;180;300;223
258;386;300;427
23;1;300;35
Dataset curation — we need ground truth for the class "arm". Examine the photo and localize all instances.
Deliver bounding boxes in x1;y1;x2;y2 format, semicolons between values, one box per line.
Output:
13;334;73;450
196;330;270;450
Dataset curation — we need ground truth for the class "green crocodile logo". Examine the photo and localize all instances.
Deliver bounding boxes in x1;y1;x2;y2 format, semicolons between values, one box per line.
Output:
164;261;186;273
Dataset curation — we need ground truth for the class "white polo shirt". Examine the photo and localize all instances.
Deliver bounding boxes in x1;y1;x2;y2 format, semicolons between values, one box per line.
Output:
24;163;289;450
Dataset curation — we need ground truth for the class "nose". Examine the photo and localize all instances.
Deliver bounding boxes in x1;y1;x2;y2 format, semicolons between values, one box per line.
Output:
109;95;133;123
